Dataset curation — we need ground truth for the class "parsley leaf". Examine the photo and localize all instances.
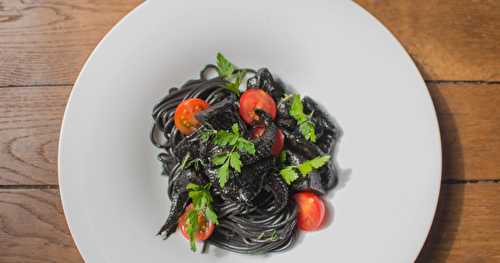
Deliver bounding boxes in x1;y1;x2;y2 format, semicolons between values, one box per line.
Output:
299;120;316;142
236;138;255;155
288;94;316;142
307;155;331;169
186;183;200;191
280;167;299;185
212;153;229;166
279;155;331;184
229;152;241;172
258;229;279;241
200;129;216;142
205;207;219;225
188;191;203;203
213;130;236;146
207;124;256;187
290;95;305;121
185;183;219;252
186;158;205;170
215;53;247;96
186;183;216;214
297;162;314;176
231;123;240;135
216;52;235;78
270;229;279;241
186;209;199;251
217;161;230;187
179;153;205;171
180;153;191;170
225;70;246;96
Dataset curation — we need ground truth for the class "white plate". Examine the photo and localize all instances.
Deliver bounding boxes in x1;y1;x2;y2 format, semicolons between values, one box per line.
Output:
58;0;441;262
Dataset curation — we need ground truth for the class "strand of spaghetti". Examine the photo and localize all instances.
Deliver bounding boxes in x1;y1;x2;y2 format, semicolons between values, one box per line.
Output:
151;67;297;254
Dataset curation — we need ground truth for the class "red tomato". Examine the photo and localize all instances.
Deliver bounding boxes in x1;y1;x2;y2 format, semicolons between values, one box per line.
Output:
239;89;277;124
174;98;209;135
294;192;326;231
251;127;284;156
178;204;215;241
272;129;285;156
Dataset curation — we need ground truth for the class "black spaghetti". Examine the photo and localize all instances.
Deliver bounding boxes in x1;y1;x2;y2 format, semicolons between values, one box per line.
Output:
151;53;338;254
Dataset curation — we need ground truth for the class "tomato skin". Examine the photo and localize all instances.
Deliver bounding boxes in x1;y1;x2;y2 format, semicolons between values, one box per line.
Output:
294;192;326;231
239;89;277;124
251;127;284;156
174;99;209;135
272;129;285;156
178;204;215;241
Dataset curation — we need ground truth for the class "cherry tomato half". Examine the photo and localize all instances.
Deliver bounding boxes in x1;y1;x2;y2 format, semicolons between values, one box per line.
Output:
251;127;284;156
239;89;277;124
178;204;215;241
294;192;326;231
174;98;209;135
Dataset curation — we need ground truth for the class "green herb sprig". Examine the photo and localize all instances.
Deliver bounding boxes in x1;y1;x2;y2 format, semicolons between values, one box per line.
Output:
185;183;219;251
216;52;235;79
202;123;255;187
289;94;316;142
179;152;206;171
279;155;331;185
216;52;246;96
257;229;279;241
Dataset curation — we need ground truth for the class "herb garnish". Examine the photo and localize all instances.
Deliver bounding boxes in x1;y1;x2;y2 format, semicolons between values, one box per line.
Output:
216;52;246;96
179;152;205;171
185;183;219;251
225;70;246;95
202;123;256;187
257;229;279;241
216;52;235;79
289;94;316;142
279;155;331;185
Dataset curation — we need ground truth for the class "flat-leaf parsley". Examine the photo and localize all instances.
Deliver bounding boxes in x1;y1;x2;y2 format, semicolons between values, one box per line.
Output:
279;155;331;185
203;123;255;187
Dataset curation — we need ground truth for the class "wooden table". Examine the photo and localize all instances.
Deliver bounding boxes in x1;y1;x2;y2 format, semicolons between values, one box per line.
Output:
0;1;498;262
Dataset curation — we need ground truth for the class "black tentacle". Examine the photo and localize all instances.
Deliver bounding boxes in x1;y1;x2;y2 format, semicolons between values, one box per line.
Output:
152;64;339;254
240;110;277;165
267;172;289;213
302;96;339;154
157;192;189;238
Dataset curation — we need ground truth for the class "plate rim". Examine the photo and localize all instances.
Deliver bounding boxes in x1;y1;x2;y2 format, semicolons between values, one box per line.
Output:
58;1;443;262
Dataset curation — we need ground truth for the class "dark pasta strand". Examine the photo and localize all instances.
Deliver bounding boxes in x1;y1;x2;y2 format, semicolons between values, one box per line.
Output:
151;57;338;254
151;68;298;254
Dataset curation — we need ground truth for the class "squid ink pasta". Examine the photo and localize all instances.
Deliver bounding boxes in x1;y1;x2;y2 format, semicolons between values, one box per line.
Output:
151;53;339;254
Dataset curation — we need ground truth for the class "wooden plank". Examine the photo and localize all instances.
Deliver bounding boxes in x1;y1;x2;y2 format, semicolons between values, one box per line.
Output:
1;1;500;85
354;0;500;81
0;86;71;185
0;83;498;185
0;184;498;262
417;183;500;262
0;0;143;86
0;189;83;263
429;83;500;181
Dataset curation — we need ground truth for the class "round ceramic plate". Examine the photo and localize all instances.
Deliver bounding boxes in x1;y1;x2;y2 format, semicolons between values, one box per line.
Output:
58;0;441;262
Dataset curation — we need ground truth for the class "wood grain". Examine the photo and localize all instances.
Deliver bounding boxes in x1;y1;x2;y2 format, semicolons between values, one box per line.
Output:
417;183;500;262
0;189;83;263
0;86;71;185
1;1;500;85
429;83;500;181
0;1;498;262
355;0;500;81
0;0;143;86
0;185;498;262
0;84;498;185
